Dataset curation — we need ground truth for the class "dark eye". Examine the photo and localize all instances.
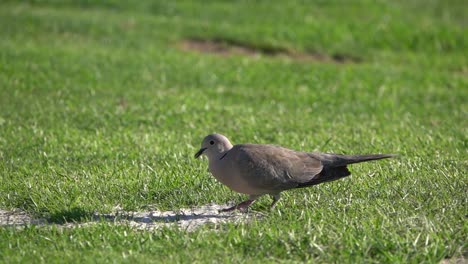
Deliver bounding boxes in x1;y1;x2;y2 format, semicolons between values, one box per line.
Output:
209;140;215;145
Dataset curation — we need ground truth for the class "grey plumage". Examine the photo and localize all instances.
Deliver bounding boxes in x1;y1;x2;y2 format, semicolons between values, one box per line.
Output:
195;134;395;212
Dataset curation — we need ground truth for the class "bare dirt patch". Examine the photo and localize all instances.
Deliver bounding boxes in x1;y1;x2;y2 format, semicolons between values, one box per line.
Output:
179;38;361;64
439;257;467;264
0;209;47;227
1;204;258;231
95;204;257;231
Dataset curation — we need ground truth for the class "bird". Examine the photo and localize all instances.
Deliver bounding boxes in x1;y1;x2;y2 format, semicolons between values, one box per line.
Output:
194;134;395;212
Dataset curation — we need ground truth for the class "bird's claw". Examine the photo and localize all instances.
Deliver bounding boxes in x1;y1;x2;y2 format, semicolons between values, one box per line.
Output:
218;200;254;213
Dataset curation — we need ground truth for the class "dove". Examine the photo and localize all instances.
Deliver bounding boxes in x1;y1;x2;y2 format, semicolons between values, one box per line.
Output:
194;134;395;212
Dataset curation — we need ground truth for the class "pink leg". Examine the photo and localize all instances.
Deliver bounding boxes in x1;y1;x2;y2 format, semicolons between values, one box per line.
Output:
219;200;255;212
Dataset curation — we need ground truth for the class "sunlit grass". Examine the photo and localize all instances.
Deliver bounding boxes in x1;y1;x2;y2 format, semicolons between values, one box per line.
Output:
0;0;466;263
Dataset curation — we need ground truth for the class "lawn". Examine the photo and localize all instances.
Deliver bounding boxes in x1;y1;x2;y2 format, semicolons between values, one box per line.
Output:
0;0;466;263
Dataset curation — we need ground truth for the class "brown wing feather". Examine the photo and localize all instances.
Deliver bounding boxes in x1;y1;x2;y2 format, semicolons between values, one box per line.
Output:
233;144;323;192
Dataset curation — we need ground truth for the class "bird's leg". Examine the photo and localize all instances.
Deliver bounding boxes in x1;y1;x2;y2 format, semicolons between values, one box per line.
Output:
219;200;255;212
219;195;259;212
270;193;281;209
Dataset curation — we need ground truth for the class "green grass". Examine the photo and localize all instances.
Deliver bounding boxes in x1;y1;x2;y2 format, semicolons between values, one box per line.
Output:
0;0;466;262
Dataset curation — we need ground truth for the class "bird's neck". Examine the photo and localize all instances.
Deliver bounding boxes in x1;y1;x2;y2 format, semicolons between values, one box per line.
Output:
207;144;232;161
207;150;227;161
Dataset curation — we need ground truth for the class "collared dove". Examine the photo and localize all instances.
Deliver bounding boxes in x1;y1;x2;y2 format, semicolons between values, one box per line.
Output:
194;134;395;212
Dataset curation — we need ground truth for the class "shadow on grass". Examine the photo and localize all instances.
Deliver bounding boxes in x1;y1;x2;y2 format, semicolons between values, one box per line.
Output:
1;204;253;231
95;211;232;224
89;205;253;231
48;207;93;224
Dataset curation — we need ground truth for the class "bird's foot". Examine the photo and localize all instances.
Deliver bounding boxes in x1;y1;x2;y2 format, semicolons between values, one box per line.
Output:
269;194;281;210
219;200;254;213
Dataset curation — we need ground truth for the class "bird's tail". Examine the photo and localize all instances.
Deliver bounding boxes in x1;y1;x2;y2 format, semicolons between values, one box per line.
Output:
335;154;396;165
296;153;396;188
311;153;396;167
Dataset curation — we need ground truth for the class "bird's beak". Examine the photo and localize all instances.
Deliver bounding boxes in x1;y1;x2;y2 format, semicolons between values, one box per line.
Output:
194;148;207;159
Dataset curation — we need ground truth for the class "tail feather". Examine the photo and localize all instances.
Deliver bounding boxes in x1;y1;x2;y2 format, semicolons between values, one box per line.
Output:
296;166;350;188
337;154;396;165
296;153;396;188
312;153;396;167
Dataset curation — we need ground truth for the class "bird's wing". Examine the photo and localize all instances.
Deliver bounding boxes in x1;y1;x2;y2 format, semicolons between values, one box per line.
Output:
231;144;324;192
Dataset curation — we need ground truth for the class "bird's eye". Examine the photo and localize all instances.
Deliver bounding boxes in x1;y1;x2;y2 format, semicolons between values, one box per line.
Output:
209;140;215;145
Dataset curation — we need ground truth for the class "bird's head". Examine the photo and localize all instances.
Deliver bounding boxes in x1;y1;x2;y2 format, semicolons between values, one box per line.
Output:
194;134;233;160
